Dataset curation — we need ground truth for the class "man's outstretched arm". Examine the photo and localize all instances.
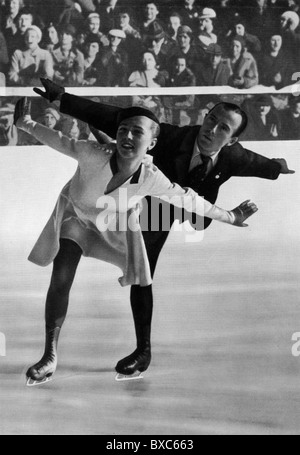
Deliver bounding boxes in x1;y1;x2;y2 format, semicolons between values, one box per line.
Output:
230;143;295;180
34;78;123;139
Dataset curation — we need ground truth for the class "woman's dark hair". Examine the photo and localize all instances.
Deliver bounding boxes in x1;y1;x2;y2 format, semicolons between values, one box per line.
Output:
209;102;248;137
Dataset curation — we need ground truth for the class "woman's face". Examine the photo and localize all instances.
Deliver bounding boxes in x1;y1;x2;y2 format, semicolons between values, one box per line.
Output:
25;29;39;50
178;33;191;49
110;35;122;48
47;26;58;44
9;0;20;16
119;13;130;28
143;52;156;71
88;42;100;57
88;17;100;34
60;32;74;47
235;24;245;36
232;40;242;57
199;18;213;33
117;116;157;162
169;16;181;32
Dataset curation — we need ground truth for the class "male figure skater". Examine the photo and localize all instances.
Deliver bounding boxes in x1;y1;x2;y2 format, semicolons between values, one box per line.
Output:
34;79;295;380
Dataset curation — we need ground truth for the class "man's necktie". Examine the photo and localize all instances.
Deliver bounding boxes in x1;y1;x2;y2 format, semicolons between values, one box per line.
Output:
188;155;212;192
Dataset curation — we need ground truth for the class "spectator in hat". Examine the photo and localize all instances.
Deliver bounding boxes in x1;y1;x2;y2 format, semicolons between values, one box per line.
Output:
97;0;122;35
226;20;262;57
0;102;18;145
195;8;218;52
99;29;128;86
8;25;54;86
1;0;24;40
78;13;109;51
164;55;196;125
226;36;259;88
116;8;143;74
280;10;300;67
51;24;85;86
198;43;231;86
259;34;295;89
241;95;281;141
280;97;300;140
140;2;165;44
166;11;182;43
178;0;201;32
42;23;59;52
57;0;85;32
82;35;102;86
174;25;205;78
147;22;178;72
244;0;278;42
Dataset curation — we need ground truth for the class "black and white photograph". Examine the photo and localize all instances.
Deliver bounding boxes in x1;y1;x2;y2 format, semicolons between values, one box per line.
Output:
0;0;300;438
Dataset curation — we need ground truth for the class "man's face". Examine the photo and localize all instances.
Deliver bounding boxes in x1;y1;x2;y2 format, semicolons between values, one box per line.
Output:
198;105;243;155
211;54;222;69
119;13;130;28
18;14;33;34
175;58;186;74
117;116;157;161
146;3;159;21
25;30;39;49
151;37;164;54
88;17;100;34
178;33;191;49
44;113;57;129
110;35;122;48
270;35;282;52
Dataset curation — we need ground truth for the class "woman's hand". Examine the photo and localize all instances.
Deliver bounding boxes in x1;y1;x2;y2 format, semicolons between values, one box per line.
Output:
231;200;258;227
14;97;32;126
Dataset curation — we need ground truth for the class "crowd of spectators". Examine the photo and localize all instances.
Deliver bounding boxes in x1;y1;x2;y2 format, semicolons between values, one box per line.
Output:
0;0;299;90
1;93;299;146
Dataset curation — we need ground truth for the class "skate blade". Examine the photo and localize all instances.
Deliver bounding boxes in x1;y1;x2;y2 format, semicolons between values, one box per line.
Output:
115;372;144;382
26;375;53;387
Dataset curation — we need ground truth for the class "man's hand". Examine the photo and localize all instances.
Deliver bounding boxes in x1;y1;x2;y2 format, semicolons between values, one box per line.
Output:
33;78;65;103
14;97;31;126
273;158;295;174
231;200;258;227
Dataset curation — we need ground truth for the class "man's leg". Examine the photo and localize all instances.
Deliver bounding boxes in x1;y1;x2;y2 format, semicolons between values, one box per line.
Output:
115;229;171;376
26;239;83;383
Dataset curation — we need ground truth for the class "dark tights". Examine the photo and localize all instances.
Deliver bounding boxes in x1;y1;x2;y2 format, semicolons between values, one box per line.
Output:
45;239;82;330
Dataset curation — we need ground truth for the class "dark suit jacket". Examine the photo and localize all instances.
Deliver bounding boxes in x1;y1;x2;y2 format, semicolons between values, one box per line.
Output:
60;94;281;229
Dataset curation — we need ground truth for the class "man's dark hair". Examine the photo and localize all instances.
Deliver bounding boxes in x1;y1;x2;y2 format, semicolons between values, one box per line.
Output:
209;102;248;137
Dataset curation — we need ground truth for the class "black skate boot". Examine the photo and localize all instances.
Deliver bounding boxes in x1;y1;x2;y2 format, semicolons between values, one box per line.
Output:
26;327;60;387
115;325;151;381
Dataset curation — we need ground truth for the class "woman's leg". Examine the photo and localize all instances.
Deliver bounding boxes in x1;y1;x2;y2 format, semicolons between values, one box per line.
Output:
27;239;83;384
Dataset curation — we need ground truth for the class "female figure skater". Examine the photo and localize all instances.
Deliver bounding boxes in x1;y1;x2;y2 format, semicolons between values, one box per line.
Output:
14;97;258;386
